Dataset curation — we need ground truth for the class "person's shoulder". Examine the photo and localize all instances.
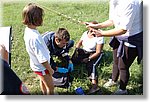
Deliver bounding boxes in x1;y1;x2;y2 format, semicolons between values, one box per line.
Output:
82;31;88;36
96;36;104;42
42;31;55;38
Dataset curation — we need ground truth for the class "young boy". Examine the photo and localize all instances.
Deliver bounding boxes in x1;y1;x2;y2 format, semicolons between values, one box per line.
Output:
42;28;74;73
22;3;54;95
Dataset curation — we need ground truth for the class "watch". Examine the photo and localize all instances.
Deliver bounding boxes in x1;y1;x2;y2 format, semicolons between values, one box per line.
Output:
88;57;91;61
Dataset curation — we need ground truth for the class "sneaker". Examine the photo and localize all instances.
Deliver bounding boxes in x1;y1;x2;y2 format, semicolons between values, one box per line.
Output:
113;89;128;95
87;84;100;94
103;79;117;88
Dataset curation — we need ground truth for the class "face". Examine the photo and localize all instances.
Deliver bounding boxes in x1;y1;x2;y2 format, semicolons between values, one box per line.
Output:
88;28;96;36
55;38;69;48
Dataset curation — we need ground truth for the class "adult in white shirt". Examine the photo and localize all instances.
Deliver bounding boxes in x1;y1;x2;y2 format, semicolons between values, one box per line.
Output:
86;0;143;95
71;21;104;94
22;3;54;95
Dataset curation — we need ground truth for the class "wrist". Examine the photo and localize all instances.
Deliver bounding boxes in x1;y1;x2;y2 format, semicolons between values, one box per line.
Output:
57;67;63;71
88;57;91;61
56;66;59;71
69;60;72;63
98;23;102;28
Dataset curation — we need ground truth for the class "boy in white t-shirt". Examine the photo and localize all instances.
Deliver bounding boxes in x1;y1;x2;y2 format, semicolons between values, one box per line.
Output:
22;3;54;95
71;21;104;94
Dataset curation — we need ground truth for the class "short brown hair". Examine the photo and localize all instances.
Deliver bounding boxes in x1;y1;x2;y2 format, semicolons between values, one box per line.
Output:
55;28;70;41
22;3;44;26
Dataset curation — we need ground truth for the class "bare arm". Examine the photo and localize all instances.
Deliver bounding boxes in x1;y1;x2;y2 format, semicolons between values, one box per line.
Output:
76;40;83;48
0;44;8;63
86;20;114;29
89;44;104;60
96;20;114;28
41;61;54;75
92;28;127;37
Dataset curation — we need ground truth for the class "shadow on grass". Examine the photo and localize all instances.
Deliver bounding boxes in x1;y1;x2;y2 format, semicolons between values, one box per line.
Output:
54;86;112;95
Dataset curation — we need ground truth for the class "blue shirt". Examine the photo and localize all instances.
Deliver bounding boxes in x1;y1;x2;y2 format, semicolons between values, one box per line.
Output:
42;31;74;70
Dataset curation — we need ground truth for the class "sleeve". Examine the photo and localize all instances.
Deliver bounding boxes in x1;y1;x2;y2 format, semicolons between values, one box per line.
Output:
97;37;104;45
50;57;57;71
42;32;54;49
64;55;70;61
32;38;50;64
80;31;87;41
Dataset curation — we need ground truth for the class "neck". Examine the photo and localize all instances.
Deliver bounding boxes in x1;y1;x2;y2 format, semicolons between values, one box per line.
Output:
27;25;36;29
87;32;94;38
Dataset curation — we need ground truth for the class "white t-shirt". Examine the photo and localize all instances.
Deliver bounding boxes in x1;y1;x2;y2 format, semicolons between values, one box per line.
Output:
24;27;50;71
109;0;143;40
81;31;104;52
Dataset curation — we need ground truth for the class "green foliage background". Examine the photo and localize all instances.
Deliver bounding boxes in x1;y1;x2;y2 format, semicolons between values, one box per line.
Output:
2;0;143;95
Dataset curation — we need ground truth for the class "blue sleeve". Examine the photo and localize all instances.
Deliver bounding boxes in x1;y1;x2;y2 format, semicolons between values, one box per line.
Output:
50;57;57;71
64;55;70;61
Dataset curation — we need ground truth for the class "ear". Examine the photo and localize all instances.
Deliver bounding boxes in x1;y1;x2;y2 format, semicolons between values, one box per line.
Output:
55;38;60;44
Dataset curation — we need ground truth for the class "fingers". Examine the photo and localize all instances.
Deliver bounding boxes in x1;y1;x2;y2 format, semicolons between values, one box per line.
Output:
0;44;9;62
82;21;103;37
82;58;89;63
91;28;103;37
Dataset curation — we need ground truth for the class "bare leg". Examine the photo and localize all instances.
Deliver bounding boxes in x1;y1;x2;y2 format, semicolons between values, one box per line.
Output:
39;78;47;95
38;74;54;95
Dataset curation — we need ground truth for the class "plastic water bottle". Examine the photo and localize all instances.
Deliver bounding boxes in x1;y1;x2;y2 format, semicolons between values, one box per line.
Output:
75;87;84;95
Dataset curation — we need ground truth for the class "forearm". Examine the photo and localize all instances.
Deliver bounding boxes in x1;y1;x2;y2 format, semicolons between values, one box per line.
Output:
101;28;127;37
89;52;100;60
87;20;114;29
98;20;114;28
41;61;54;75
76;40;82;48
63;55;72;63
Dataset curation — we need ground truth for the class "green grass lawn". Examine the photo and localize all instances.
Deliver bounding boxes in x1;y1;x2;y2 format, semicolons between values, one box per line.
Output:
2;0;143;95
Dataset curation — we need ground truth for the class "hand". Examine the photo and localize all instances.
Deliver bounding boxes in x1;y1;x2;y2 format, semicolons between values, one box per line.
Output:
57;67;68;73
82;58;89;63
68;63;74;72
48;68;54;75
91;28;103;37
0;44;8;63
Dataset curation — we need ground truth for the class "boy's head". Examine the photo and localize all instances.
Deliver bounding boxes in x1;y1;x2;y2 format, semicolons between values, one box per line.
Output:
22;3;44;26
54;28;70;48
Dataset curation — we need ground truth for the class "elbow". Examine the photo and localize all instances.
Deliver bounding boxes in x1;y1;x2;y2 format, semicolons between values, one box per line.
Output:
96;52;101;56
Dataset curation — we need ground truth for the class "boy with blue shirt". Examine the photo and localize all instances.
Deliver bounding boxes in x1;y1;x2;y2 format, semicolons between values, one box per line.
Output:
42;28;74;73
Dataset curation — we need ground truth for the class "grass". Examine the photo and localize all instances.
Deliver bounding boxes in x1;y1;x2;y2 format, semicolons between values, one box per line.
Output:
2;0;143;95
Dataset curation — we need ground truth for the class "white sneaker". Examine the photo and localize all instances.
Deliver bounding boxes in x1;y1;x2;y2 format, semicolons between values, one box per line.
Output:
103;79;117;88
113;89;128;95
